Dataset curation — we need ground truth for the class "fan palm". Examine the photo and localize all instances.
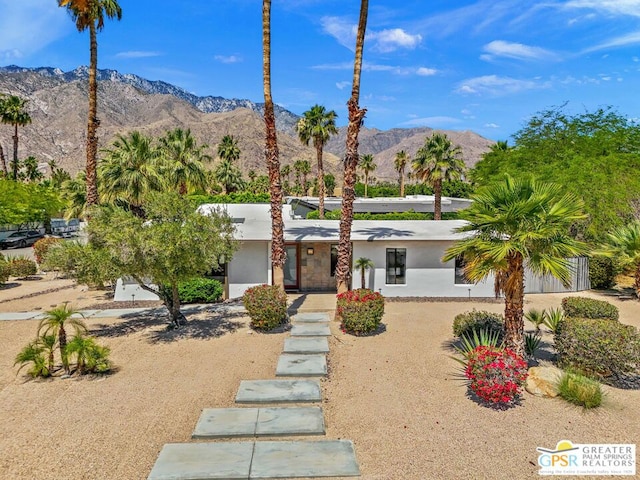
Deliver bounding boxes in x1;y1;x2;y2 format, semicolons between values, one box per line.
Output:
597;221;640;298
359;153;376;198
0;95;32;181
65;335;111;374
443;176;588;356
296;105;338;219
158;128;210;195
60;172;88;219
59;0;122;206
394;150;408;197
412;133;466;220
355;257;374;289
38;304;87;374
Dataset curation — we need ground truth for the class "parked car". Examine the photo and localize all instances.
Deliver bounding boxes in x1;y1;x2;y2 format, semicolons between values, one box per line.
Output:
0;230;45;249
51;218;80;238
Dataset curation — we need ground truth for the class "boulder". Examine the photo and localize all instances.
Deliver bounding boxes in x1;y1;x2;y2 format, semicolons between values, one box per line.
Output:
525;366;563;398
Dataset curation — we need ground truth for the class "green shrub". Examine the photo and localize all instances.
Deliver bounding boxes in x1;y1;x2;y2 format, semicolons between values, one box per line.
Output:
451;328;503;368
65;335;112;374
555;317;640;384
10;256;37;278
178;278;223;304
524;308;545;331
452;309;504;341
306;210;459;220
242;284;288;330
561;296;619;321
43;241;119;288
0;256;10;284
542;307;565;333
524;333;542;358
336;288;385;335
33;237;63;265
558;371;603;408
588;256;616;290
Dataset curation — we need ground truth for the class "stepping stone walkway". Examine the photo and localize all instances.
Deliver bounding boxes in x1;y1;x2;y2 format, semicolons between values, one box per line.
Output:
148;311;360;480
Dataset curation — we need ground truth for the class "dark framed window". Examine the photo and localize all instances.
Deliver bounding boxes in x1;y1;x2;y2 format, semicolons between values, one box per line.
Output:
386;248;406;284
454;256;472;285
330;244;338;277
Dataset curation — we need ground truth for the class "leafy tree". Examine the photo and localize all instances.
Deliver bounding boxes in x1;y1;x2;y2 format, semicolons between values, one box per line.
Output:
59;0;122;207
38;304;87;374
0;95;32;180
296;105;338;218
412;133;465;220
359;153;376;198
355;257;374;289
43;240;119;288
443;177;588;356
60;172;88;219
324;173;336;196
596;221;640;298
88;192;238;327
159;128;210;195
0;179;62;226
394;150;409;197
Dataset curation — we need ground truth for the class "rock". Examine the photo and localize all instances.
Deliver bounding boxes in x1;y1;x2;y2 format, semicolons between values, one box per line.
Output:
525;366;563;398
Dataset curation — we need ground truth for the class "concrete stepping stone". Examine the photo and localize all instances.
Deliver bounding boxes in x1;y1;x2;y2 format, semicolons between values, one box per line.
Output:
192;407;325;438
284;336;329;354
250;440;360;478
236;379;321;404
291;323;330;337
276;354;327;377
293;312;331;323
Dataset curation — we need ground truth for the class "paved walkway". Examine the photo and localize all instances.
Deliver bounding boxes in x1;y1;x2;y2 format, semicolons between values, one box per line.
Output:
147;311;360;480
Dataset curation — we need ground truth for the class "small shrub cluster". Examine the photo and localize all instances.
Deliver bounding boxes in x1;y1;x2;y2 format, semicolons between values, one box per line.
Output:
465;345;528;405
178;278;223;304
588;257;616;290
558;371;603;409
33;237;63;265
336;288;385;335
561;296;619;321
242;284;288;330
9;256;38;278
0;255;10;284
43;241;119;288
453;310;504;340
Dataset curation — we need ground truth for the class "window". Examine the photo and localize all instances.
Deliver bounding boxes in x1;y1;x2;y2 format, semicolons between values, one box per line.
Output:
455;256;472;285
386;248;406;284
330;244;338;277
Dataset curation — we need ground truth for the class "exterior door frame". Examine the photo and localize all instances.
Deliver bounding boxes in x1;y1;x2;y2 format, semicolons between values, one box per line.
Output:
284;243;301;290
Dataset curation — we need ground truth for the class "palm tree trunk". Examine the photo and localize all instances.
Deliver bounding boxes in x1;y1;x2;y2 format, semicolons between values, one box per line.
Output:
336;0;368;295
504;254;525;357
263;0;285;291
0;142;7;177
170;282;184;327
399;165;405;197
86;21;100;207
316;144;325;219
12;124;19;180
59;326;69;373
434;178;442;220
361;268;365;289
635;264;640;300
364;172;368;198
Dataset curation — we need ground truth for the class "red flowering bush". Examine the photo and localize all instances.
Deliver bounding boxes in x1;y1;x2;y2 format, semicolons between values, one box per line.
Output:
242;284;288;330
465;345;528;405
33;237;62;265
336;288;385;335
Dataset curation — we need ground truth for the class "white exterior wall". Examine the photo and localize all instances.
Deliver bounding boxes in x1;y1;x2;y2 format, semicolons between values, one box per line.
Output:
352;240;495;297
227;241;270;299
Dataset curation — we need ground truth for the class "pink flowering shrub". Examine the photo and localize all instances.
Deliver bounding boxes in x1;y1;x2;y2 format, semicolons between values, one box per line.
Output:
465;345;528;405
242;284;288;330
336;288;384;335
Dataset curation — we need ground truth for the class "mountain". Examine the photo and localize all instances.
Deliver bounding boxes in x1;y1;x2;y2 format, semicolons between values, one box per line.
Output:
0;65;494;182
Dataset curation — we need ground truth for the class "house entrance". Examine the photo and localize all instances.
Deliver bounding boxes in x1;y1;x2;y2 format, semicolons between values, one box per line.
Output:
284;244;300;290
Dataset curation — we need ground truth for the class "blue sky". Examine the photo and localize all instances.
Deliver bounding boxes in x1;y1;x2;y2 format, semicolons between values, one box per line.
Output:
1;0;640;141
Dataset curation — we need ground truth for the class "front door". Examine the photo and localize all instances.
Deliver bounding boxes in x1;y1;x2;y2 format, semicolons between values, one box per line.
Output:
284;244;299;290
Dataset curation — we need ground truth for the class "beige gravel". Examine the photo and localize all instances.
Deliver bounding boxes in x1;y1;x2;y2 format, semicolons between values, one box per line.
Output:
1;278;639;479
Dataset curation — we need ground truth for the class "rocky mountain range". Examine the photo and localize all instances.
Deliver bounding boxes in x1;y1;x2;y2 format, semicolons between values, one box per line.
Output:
0;65;494;183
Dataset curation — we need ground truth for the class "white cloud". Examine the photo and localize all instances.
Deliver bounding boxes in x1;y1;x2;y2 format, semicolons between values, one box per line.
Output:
416;67;437;76
214;55;243;64
564;0;640;18
320;16;421;53
484;123;500;128
633;56;640;62
314;62;436;76
320;16;357;50
335;81;350;90
401;116;461;127
115;51;161;59
481;40;559;61
455;75;547;96
584;31;640;52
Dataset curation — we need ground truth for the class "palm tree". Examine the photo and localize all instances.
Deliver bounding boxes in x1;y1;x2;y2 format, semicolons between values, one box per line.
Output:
355;257;374;289
59;0;122;207
263;0;286;291
298;160;311;194
213;158;245;194
99;131;162;217
296;105;338;219
61;172;88;219
359;153;376;198
442;177;588;356
293;159;304;192
597;222;640;299
22;156;43;182
217;134;241;164
394;150;408;197
412;133;466;220
0;95;32;181
490;140;510;153
38;304;87;374
336;0;369;295
158;128;210;195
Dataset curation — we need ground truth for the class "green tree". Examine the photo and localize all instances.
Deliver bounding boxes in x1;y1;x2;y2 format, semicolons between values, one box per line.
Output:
59;0;122;207
214;135;244;194
0;95;32;180
359;153;376;198
597;221;640;298
60;172;88;219
158;128;211;195
38;304;87;374
296;105;338;219
355;257;374;289
0;179;62;226
443;177;588;356
21;156;43;182
394;150;408;197
412;133;466;220
324;173;336;197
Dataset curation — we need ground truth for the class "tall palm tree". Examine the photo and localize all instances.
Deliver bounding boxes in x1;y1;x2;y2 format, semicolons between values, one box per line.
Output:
61;172;88;220
0;95;32;181
263;0;286;290
217;134;241;164
359;153;376;198
38;304;87;374
59;0;122;207
296;105;338;219
298;160;311;194
490;140;510;153
412;133;466;220
22;156;43;182
213;158;245;194
336;0;369;295
158;128;210;195
597;222;640;299
394;150;408;197
442;177;588;356
355;257;374;289
99;131;162;217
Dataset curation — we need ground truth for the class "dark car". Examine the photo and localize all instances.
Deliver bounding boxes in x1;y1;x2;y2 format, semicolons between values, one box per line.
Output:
0;230;45;249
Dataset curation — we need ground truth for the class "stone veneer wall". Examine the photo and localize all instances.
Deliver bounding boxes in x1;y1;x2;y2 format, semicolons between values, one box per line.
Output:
300;242;336;291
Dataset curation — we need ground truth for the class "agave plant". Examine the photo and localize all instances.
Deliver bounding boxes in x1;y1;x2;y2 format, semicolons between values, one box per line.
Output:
543;307;565;333
524;308;546;331
451;328;503;368
524;332;542;358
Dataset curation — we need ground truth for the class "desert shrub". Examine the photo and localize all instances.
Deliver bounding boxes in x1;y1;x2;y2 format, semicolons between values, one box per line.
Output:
0;256;10;284
588;256;616;290
542;307;565;333
242;284;288;330
465;346;528;405
561;296;619;321
33;237;63;265
555;317;640;383
336;288;385;335
9;256;37;278
453;309;504;341
43;241;119;288
178;278;223;304
558;371;603;409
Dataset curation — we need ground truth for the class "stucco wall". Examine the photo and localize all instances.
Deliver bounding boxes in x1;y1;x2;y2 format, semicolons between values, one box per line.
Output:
228;241;270;299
